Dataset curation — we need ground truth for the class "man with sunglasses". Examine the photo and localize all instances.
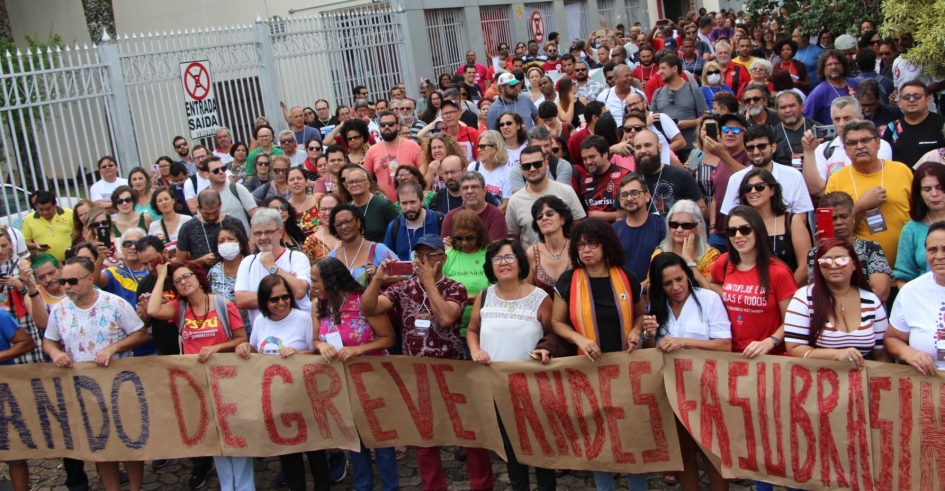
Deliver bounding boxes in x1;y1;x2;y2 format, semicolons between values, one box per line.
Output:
506;146;586;248
510;125;573;191
364;111;422;202
89;155;128;213
312;99;339;139
882;80;945;168
207;156;257;235
440;171;508;242
578;135;629;222
172;135;197;176
183;145;212;214
487;72;538;130
741;83;780;127
719;126;813;216
574;60;604;103
278;129;306;166
397;99;426;141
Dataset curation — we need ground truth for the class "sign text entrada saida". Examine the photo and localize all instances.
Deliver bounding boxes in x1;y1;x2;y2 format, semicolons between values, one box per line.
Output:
179;60;220;139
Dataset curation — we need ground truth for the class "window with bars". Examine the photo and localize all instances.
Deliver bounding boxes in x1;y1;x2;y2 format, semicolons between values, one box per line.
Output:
424;9;467;78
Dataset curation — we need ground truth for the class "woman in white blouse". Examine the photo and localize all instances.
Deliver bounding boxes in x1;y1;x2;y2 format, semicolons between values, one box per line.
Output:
643;252;731;491
784;238;889;368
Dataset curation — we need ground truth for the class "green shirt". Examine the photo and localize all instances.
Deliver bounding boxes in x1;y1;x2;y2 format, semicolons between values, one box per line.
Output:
353;194;400;243
245;147;284;175
443;248;489;336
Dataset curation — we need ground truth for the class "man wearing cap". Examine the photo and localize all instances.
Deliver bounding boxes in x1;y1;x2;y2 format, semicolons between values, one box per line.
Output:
420;99;479;163
362;234;494;491
487;71;539;130
701;113;753;251
834;34;859;76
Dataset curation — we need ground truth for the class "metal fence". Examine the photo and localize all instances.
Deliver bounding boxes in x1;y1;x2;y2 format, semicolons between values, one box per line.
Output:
480;5;514;56
624;0;650;30
564;0;587;43
597;0;616;29
524;3;557;44
424;9;467;78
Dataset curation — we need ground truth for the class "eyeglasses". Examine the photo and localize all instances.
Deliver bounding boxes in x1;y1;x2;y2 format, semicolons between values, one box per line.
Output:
174;143;188;149
379;121;398;128
210;165;229;174
745;143;770;152
268;294;292;304
252;229;280;238
121;240;137;249
453;235;477;243
344;178;368;186
721;126;743;135
817;256;852;268
399;131;411;137
844;137;877;148
535;209;557;220
415;252;445;261
749;66;767;72
115;197;134;205
575;68;588;72
742;182;768;193
900;93;925;101
279;139;295;145
345;134;363;141
477;143;496;150
319;207;334;215
705;70;721;76
441;110;459;117
623;124;646;133
498;121;515;127
669;221;698;230
271;203;289;211
173;272;195;286
307;146;322;152
334;217;358;229
257;161;271;167
742;96;765;104
56;273;92;286
618;189;645;200
520;161;544;171
725;225;754;237
89;219;109;228
489;254;517;264
576;240;601;250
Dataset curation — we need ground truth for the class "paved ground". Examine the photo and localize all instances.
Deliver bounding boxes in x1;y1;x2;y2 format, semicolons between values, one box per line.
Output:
5;447;787;490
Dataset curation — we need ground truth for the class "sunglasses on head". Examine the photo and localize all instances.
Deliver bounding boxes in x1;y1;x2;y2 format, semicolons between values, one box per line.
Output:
742;182;768;193
668;221;697;230
520;161;543;171
726;225;754;237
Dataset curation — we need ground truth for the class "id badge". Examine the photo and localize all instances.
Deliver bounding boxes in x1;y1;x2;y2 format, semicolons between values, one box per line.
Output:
791;153;803;170
415;312;432;330
865;208;888;234
325;331;344;351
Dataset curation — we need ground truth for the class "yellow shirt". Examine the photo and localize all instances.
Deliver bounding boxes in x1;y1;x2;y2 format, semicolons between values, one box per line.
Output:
648;246;721;282
824;160;912;266
731;56;756;70
21;207;73;262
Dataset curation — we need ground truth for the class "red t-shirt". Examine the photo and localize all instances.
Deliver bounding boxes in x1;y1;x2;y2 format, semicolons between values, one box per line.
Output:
542;59;563;75
633;64;660;86
710;256;797;354
171;298;244;355
722;63;750;96
447;125;480;163
567;127;591;168
580;165;630;213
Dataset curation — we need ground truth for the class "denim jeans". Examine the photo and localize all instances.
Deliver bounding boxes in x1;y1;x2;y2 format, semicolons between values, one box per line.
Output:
214;456;255;491
708;232;728;253
755;481;803;491
349;444;399;491
592;471;647;491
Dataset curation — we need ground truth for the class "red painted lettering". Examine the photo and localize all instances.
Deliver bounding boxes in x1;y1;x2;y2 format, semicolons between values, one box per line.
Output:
816;368;847;487
673;358;697;433
262;364;307;446
629;360;669;464
535;371;581;457
598;365;633;464
208;365;246;449
899;378;913;491
302;364;354;440
566;368;605;460
757;362;786;478
918;381;945;488
431;364;477;441
868;376;892;491
789;364;815;483
699;360;732;469
845;370;873;490
381;361;433;439
509;373;554;456
167;368;209;448
348;362;397;441
728;361;758;472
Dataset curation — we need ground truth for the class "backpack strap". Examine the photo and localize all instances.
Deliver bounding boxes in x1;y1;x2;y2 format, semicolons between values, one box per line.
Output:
212;295;233;340
176;297;188;354
548;156;558;181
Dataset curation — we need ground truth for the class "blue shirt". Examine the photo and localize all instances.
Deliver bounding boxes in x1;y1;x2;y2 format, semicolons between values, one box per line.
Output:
384;208;441;260
794;44;824;86
803;78;860;126
293;126;322;145
613;214;666;281
486;94;538;131
0;309;21;365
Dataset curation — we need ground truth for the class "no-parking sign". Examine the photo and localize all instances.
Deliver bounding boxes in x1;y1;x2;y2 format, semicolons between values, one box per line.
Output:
179;60;220;139
531;11;545;43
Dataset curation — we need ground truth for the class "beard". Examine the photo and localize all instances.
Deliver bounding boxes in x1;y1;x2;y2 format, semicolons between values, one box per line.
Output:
403;208;420;221
446;180;460;192
637;153;661;175
747;105;764;117
380;130;398;142
752;157;772;167
782;114;799;126
576;73;588;82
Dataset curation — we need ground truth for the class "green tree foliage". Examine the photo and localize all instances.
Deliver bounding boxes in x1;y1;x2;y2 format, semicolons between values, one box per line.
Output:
746;0;881;36
881;1;945;78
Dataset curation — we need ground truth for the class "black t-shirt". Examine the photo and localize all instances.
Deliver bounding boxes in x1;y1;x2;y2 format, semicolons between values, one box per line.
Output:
464;83;483;102
431;189;500;214
882;112;945;167
137;274;180;356
772;118;820;166
554;267;642;354
177;215;246;259
459;110;479;129
642;165;705;215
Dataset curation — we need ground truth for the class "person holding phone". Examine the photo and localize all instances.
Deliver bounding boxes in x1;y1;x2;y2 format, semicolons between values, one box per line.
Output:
22;191;74;262
442;209;491;356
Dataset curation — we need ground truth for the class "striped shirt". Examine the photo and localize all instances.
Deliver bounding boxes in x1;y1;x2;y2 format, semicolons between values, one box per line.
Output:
784;285;887;355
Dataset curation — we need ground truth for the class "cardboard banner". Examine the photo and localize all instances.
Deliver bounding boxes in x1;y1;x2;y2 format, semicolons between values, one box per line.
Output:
0;356;219;462
204;355;359;457
490;350;681;473
664;350;874;490
345;356;505;458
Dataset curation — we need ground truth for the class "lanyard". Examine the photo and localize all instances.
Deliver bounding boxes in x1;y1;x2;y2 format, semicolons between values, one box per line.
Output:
781;120;807;148
416;276;446;316
849;160;885;200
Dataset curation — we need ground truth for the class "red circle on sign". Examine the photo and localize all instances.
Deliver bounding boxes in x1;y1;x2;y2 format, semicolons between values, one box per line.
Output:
531;11;545;43
183;62;211;101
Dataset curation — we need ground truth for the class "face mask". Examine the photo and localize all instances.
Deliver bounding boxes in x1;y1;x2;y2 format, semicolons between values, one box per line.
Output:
707;74;722;85
217;242;241;261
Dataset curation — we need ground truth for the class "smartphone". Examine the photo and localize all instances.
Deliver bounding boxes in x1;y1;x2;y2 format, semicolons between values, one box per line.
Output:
687;149;706;170
816;208;835;239
813;125;837;140
705;122;718;141
95;225;112;249
596;29;605;37
36;243;50;251
387;261;414;276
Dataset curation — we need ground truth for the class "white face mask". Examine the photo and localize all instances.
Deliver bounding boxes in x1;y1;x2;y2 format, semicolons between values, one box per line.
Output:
217;242;241;261
707;74;722;85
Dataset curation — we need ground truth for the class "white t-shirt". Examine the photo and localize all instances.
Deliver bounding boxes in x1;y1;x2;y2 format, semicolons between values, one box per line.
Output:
89;178;128;205
507;145;525;169
596;86;647;126
216;183;257;235
656;288;732;343
147;215;193;252
889;272;945;369
652;114;682;164
815;137;893;181
44;290;144;363
213;149;235;165
235;249;312;324
249;308;314;354
507;180;587;249
286;151;307;166
720;163;814;215
468;161;512;202
184;174;211;200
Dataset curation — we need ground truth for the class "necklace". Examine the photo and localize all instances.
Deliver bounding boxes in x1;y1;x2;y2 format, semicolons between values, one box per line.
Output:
191;294;211;329
545;239;568;260
494;282;523;313
342;237;365;273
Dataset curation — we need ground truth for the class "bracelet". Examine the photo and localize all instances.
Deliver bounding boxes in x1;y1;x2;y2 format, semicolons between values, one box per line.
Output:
804;349;814;359
16;287;27;297
28;290;40;298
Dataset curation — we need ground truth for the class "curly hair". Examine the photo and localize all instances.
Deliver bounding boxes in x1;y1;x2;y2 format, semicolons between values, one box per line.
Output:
167;261;212;295
737;168;786;216
450;209;491;251
816;49;850;83
530;196;574;242
328;202;364;239
313;257;365;325
420;134;469;169
773;38;797;59
567;217;627;269
340;118;371;150
264;196;306;246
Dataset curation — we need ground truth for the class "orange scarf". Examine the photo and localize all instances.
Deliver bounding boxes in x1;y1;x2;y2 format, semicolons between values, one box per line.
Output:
569;267;634;354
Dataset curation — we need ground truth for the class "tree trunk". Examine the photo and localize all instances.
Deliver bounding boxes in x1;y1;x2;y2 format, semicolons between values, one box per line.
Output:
0;0;12;43
81;0;116;43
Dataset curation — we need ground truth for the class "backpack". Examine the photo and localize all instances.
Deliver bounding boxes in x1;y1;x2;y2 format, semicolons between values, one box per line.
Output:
389;211;445;240
176;294;233;354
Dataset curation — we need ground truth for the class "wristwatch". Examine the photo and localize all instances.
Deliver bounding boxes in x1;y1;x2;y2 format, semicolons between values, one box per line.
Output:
769;335;782;347
686;261;697;268
268;266;278;275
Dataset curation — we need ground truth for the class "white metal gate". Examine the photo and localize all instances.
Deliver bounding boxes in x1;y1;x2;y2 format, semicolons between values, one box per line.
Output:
564;0;587;44
625;0;651;30
598;0;616;29
425;9;467;78
523;3;557;44
480;6;514;56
